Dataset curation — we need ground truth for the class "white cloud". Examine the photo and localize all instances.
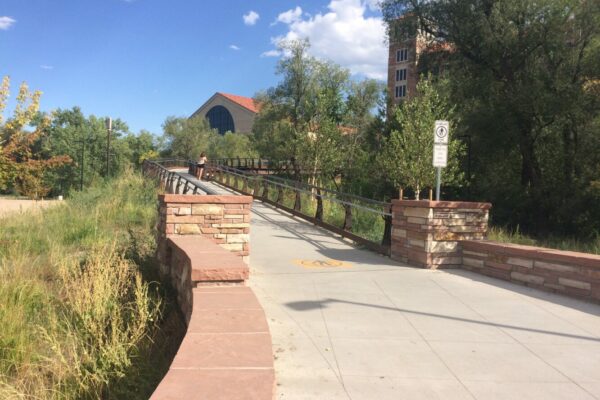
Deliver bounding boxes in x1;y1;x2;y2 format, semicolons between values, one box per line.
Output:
0;16;16;30
261;50;281;58
243;11;259;26
267;0;387;80
40;65;54;70
229;44;240;51
276;6;303;24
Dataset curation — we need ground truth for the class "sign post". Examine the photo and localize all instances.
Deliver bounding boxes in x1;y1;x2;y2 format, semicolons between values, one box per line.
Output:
433;120;449;201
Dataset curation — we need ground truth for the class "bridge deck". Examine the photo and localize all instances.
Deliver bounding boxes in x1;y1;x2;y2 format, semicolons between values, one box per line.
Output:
193;179;600;400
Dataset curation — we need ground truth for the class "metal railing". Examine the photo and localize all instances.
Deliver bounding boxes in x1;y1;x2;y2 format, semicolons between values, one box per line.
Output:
209;163;392;255
142;159;220;195
143;158;392;254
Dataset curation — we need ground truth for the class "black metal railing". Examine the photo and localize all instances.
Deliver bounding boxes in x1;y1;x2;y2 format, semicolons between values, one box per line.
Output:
209;163;392;255
142;159;219;195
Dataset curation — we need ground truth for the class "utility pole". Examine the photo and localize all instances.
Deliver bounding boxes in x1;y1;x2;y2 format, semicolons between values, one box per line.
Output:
105;117;112;177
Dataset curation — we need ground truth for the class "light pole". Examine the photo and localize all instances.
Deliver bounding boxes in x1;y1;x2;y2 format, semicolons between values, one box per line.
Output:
105;117;112;177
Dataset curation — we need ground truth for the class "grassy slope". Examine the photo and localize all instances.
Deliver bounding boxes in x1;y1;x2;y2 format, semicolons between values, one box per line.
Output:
0;170;184;399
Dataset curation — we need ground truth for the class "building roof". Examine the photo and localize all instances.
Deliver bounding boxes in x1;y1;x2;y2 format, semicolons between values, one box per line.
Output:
217;92;261;114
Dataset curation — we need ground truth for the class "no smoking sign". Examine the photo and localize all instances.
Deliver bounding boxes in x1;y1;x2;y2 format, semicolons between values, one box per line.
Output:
434;120;449;144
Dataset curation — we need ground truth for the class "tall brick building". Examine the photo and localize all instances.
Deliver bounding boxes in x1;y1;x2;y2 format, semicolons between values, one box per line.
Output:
387;21;451;105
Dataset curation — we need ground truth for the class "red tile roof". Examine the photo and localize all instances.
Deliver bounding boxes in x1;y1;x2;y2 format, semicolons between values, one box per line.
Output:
218;92;261;113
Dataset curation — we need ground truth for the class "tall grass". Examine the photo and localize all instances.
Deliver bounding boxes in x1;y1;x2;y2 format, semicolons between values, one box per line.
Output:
488;226;600;255
0;170;184;399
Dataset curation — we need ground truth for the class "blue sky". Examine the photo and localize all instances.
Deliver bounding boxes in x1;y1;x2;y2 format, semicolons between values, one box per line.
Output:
1;0;386;134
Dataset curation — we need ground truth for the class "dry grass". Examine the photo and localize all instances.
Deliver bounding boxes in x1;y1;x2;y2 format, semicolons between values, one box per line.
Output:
0;170;183;399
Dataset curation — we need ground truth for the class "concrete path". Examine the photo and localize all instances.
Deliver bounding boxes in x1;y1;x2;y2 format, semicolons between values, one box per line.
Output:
0;198;61;218
197;180;600;400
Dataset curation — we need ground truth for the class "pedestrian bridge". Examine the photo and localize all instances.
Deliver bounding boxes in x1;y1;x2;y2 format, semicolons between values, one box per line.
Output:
144;160;600;400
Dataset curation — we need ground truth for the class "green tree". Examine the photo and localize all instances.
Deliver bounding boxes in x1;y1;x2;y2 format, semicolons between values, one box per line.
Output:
162;116;218;160
382;0;600;233
0;77;71;197
378;78;464;199
209;132;258;159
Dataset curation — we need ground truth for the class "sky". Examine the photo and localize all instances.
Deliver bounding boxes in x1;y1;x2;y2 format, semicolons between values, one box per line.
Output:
1;0;388;134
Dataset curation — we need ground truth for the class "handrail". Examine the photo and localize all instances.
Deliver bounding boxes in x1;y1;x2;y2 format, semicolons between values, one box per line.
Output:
207;161;392;255
142;159;220;195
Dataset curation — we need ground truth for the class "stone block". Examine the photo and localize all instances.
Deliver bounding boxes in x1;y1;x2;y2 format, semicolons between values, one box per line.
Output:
558;277;591;290
221;243;244;252
463;250;487;258
224;214;245;219
392;228;407;238
403;207;433;219
227;234;250;244
463;257;484;268
407;216;428;225
192;204;223;215
212;223;250;228
433;211;465;219
174;207;192;216
427;241;458;253
511;271;544;285
408;239;425;248
507;257;533;269
177;224;201;234
534;260;578;274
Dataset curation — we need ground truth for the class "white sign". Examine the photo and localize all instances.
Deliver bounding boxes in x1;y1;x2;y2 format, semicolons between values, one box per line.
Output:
434;120;449;144
433;144;448;167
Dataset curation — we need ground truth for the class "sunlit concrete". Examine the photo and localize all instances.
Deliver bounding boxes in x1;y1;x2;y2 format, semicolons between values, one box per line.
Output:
200;180;600;400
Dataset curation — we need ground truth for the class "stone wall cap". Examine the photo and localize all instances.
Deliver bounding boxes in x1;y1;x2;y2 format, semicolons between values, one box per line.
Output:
391;200;492;209
160;194;253;204
167;236;249;282
463;240;600;268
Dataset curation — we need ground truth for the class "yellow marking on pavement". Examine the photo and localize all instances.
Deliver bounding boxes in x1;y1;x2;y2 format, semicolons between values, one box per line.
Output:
293;259;352;269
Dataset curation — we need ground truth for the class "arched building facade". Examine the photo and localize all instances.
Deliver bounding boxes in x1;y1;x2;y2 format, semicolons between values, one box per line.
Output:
190;92;260;134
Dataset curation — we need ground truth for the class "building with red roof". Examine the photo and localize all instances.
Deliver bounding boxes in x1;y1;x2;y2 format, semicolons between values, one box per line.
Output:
190;92;261;134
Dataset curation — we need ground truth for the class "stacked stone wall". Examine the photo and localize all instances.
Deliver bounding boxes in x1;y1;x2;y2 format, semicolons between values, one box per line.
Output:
391;200;491;268
462;240;600;302
158;194;252;264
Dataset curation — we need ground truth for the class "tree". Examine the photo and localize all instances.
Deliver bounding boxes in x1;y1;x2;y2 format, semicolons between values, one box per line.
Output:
382;0;600;233
378;78;464;199
162;116;218;160
0;77;71;197
209;132;258;159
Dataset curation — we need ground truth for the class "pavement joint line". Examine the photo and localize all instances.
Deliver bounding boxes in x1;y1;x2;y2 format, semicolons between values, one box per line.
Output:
249;284;351;395
312;280;354;400
170;367;274;371
372;278;479;400
428;276;600;400
187;332;270;335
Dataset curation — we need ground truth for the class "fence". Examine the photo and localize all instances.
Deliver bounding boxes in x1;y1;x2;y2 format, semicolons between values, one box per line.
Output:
210;163;392;255
142;159;219;195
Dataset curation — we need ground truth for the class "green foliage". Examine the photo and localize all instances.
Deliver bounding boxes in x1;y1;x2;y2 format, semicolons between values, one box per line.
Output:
253;39;383;190
161;115;217;160
378;78;464;198
0;171;183;399
382;0;600;235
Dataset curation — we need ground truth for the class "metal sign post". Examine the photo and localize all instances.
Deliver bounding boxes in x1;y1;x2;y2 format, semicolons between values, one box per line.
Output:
433;120;449;201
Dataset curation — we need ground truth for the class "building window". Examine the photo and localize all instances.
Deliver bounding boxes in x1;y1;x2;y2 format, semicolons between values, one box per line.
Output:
396;48;408;62
396;68;407;82
395;85;407;99
206;105;235;135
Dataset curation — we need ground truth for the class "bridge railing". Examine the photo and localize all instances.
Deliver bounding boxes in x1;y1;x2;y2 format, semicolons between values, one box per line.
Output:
142;159;220;195
209;163;392;255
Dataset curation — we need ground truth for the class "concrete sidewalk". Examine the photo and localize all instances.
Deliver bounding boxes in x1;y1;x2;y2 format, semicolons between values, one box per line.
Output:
247;200;600;400
191;180;600;399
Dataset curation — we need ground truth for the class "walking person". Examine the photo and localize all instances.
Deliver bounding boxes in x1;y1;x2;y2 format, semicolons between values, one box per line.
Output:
196;152;207;180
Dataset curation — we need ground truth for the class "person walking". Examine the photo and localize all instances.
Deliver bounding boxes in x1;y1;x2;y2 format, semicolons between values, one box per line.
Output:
196;152;208;180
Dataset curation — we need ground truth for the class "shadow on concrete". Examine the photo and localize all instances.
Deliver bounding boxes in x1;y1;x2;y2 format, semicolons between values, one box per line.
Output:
252;204;402;267
284;298;600;343
444;269;600;318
